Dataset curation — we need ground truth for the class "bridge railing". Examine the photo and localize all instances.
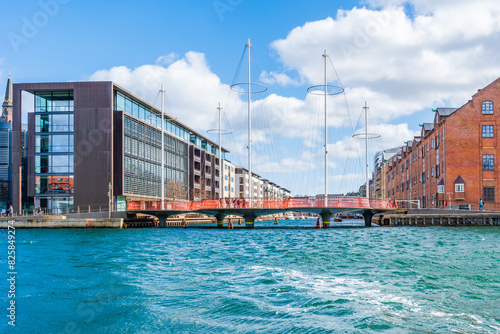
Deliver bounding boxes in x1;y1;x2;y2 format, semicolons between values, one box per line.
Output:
369;199;396;209
127;197;395;211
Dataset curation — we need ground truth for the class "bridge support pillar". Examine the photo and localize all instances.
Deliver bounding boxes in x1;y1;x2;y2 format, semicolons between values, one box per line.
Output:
244;214;256;229
158;216;168;228
216;212;226;229
320;211;331;228
363;210;374;227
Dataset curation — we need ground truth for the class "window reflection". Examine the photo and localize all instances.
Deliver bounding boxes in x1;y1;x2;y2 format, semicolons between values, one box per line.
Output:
35;175;74;194
35;135;73;153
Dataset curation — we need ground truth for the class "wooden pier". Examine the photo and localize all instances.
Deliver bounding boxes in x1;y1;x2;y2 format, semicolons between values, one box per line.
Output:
376;209;500;227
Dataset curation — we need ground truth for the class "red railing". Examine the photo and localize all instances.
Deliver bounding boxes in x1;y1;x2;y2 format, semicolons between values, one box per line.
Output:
127;196;395;211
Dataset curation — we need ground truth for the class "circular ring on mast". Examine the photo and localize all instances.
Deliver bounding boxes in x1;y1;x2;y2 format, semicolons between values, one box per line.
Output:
207;128;233;135
352;132;381;140
307;84;344;95
230;82;268;94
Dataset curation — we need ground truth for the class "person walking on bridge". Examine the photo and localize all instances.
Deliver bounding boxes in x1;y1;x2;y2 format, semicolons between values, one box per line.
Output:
479;199;484;211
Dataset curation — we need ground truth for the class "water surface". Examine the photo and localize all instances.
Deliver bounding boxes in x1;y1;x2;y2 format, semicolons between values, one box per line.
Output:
2;220;499;333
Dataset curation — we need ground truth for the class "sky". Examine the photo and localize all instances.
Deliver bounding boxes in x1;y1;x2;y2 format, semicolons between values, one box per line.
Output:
2;0;500;196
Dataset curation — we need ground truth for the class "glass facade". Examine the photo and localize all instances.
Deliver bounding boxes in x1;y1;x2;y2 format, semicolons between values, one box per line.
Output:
34;91;74;214
0;124;10;210
115;91;223;157
123;115;188;199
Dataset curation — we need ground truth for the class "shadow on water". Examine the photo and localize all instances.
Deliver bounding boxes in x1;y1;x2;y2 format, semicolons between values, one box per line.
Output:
136;219;377;230
188;225;376;230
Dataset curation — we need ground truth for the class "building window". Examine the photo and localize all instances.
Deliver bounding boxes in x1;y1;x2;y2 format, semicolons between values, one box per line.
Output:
483;187;495;202
437;185;444;194
482;125;494;138
455;183;464;193
483;155;494;170
482;101;494;114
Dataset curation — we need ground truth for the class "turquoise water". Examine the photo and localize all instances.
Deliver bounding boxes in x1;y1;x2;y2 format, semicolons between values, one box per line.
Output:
2;220;500;333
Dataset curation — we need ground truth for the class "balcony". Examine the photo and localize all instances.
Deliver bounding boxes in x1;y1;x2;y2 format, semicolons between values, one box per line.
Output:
193;162;201;175
194;149;201;161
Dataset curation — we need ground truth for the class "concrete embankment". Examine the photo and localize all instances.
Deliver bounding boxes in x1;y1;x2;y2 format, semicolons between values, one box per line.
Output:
377;209;500;227
0;216;125;229
0;213;216;228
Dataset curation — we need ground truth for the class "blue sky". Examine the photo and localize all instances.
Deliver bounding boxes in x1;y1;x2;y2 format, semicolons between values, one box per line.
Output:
3;1;355;83
2;0;500;196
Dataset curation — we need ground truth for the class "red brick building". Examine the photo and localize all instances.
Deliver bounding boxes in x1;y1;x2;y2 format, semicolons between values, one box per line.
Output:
386;77;500;210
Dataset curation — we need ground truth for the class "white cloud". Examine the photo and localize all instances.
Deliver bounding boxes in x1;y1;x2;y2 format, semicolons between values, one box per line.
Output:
90;51;235;131
155;53;178;66
255;150;318;174
259;70;299;86
270;2;500;121
327;122;417;160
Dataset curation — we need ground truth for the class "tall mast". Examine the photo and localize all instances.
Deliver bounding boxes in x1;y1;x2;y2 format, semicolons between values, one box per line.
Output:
323;51;328;207
364;102;369;199
307;52;345;206
208;103;233;200
353;102;379;199
217;103;223;199
229;39;267;204
247;38;252;204
160;85;165;209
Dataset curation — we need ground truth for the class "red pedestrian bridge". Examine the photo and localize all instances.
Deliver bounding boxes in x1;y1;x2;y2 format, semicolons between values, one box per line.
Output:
127;196;399;228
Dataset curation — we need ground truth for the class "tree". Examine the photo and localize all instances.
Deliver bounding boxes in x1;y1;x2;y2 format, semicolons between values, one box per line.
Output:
167;179;188;201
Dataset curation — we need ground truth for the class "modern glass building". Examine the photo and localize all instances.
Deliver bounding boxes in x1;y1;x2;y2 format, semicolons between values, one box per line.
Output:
34;91;74;213
11;81;227;214
118;92;188;200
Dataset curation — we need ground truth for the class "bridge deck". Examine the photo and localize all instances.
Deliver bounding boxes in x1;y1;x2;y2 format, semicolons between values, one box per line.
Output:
127;196;395;212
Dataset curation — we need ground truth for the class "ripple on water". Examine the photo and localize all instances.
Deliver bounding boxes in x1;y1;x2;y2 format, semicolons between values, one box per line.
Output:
9;225;500;333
